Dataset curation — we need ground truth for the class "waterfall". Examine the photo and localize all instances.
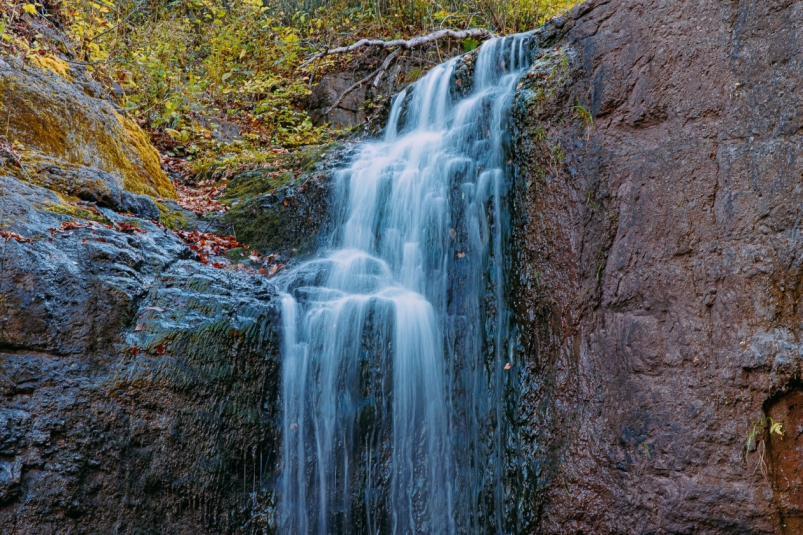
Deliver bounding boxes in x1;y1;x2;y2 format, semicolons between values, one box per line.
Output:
279;33;533;535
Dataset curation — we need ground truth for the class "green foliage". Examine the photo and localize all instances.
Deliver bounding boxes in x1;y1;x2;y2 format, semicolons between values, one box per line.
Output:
746;416;784;461
573;103;593;129
5;0;580;180
462;37;479;52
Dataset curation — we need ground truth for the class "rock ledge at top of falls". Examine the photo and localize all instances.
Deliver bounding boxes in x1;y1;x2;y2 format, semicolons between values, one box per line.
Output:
510;0;803;533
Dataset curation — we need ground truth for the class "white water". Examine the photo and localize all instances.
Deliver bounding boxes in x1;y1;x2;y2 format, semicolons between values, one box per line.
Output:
279;34;533;534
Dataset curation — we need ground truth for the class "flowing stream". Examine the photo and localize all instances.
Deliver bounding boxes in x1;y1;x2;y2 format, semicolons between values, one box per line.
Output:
279;33;534;534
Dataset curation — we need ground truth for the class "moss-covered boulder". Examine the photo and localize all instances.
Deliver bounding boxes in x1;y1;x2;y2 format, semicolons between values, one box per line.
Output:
0;56;175;211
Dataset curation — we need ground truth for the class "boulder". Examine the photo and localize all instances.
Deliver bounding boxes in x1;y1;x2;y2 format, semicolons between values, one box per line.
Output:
0;56;174;214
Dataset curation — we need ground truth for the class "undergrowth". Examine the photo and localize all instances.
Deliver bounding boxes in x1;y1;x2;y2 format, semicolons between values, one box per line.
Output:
1;0;580;183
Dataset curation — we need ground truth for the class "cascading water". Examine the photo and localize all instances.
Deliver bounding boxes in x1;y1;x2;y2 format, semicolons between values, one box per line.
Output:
279;33;533;534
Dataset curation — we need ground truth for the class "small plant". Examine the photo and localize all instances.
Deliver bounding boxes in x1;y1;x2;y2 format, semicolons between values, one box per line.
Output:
745;416;784;483
532;126;546;142
573;103;594;129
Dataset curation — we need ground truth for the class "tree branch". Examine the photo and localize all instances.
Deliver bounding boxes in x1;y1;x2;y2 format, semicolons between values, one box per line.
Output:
301;28;492;69
324;48;402;116
372;48;402;89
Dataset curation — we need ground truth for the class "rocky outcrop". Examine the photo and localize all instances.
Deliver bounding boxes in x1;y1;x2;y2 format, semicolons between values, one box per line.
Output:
511;0;803;533
0;175;281;534
0;56;174;218
0;57;287;533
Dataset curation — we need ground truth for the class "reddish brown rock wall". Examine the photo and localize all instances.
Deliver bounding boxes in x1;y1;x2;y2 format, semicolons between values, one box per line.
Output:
512;0;803;532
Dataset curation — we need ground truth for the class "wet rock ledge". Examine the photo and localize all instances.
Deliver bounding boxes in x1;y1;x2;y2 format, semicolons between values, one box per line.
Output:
0;57;286;534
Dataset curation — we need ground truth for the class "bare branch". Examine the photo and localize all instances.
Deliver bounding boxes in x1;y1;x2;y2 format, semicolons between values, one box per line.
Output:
301;28;492;69
372;48;402;89
324;47;403;116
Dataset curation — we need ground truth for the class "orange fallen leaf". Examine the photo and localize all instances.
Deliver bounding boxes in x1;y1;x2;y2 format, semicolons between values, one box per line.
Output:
0;231;32;243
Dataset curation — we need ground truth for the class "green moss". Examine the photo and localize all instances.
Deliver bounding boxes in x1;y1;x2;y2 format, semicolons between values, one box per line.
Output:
222;198;286;254
155;201;189;230
0;71;175;200
405;67;424;83
42;199;112;224
219;142;336;204
226;247;251;263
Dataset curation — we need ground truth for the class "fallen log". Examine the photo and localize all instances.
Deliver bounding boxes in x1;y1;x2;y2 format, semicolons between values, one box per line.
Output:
300;28;493;68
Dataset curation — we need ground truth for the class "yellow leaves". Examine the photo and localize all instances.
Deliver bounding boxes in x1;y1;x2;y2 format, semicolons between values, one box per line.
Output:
746;416;785;462
166;128;191;144
88;1;110;13
22;4;38;15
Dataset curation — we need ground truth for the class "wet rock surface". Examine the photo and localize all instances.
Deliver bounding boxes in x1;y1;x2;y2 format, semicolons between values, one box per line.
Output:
0;176;282;534
511;0;803;533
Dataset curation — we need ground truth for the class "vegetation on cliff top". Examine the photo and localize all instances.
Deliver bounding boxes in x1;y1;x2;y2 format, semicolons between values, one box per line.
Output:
1;1;578;173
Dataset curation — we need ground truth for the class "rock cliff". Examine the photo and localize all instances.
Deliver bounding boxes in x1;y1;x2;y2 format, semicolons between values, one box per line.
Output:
511;0;803;532
0;59;284;534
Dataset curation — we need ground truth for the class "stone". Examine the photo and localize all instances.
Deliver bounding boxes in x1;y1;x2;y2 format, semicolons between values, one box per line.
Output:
0;59;174;200
510;0;803;532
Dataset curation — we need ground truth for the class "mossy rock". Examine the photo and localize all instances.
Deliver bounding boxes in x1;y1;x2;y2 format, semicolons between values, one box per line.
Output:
0;59;175;200
41;198;112;224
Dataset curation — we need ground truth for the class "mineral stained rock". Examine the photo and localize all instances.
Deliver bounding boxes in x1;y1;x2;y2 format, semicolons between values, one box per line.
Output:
512;0;803;533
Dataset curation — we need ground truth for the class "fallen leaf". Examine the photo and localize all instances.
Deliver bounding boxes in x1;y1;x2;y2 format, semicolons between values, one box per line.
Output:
143;306;165;313
504;362;511;370
116;223;145;234
134;323;144;332
0;231;32;243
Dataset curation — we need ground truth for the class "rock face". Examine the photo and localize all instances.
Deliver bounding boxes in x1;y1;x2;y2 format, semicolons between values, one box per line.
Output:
0;176;282;534
510;0;803;533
